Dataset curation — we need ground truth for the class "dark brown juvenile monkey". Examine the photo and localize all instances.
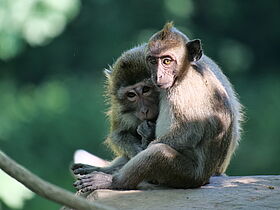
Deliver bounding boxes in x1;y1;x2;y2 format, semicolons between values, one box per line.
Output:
72;44;159;175
74;23;243;191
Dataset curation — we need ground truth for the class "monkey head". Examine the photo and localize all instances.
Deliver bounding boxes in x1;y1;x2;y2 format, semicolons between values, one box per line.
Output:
117;79;158;121
146;22;202;89
105;44;159;122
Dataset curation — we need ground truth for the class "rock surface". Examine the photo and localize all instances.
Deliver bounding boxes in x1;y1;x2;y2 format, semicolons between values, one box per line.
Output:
84;175;280;210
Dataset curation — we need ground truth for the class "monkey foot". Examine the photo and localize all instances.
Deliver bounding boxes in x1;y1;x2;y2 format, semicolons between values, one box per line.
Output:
73;171;113;192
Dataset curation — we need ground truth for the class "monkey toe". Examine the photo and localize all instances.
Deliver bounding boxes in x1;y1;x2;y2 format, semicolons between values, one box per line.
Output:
73;179;93;191
81;186;95;193
74;171;113;191
74;168;92;175
71;163;84;170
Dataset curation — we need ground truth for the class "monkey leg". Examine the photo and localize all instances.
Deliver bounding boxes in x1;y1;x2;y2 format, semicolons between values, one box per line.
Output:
72;156;129;175
113;143;207;189
74;143;207;192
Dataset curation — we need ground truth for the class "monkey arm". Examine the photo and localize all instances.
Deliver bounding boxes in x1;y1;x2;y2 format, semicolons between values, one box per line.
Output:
137;120;156;148
72;156;128;175
73;118;230;192
152;122;205;153
74;143;206;192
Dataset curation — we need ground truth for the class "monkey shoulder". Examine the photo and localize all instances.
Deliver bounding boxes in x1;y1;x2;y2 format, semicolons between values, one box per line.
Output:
193;56;237;103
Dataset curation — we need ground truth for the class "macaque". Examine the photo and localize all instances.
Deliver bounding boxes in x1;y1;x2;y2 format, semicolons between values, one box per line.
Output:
72;44;159;176
73;23;243;192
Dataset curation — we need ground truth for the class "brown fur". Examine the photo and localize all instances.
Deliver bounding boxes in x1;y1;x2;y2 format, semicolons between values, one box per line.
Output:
146;23;243;182
74;23;243;192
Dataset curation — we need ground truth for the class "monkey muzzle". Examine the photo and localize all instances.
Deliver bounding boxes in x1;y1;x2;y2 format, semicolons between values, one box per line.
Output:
156;71;176;89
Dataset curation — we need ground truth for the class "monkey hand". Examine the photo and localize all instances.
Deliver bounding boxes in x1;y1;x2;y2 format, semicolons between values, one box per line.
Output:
71;163;100;175
73;171;113;193
137;120;156;148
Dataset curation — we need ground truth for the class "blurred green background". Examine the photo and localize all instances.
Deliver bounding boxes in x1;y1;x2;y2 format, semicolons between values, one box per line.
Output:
0;0;279;209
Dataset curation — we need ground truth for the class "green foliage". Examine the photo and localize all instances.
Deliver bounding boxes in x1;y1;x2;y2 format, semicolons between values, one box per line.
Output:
0;0;80;60
0;0;279;209
0;170;33;209
0;77;109;209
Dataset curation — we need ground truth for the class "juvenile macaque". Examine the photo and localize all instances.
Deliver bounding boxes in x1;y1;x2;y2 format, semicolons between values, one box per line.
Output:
72;44;159;175
74;23;243;192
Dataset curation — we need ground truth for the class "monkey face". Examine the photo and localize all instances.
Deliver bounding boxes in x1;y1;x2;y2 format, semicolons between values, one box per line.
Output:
146;23;203;90
146;45;188;89
147;55;177;89
117;81;159;121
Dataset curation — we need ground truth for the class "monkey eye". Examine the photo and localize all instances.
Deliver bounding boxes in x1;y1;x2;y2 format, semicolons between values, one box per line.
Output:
148;56;157;65
127;92;136;98
142;86;151;94
162;58;172;65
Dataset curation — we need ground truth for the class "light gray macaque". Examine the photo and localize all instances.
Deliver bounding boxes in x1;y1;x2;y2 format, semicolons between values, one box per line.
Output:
73;23;243;191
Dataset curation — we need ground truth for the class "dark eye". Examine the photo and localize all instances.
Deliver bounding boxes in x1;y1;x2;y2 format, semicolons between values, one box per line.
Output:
148;57;157;65
127;92;136;98
162;58;172;65
142;86;150;93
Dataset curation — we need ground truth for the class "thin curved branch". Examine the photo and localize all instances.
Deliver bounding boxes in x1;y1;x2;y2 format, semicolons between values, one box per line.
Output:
0;150;113;210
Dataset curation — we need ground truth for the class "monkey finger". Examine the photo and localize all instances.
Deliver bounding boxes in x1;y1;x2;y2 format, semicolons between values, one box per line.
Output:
76;172;102;182
137;128;145;137
73;179;92;189
81;185;96;193
77;177;94;185
73;169;84;175
147;121;156;128
73;167;95;175
76;175;91;181
81;173;95;179
74;183;91;192
71;163;84;170
73;180;84;189
71;163;91;171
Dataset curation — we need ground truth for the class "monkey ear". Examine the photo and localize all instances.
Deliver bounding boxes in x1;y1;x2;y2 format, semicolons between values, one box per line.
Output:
186;39;203;62
104;68;112;78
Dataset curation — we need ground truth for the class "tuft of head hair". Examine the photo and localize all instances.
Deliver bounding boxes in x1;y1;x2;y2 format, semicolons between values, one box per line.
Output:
148;22;189;50
160;22;174;39
153;21;174;41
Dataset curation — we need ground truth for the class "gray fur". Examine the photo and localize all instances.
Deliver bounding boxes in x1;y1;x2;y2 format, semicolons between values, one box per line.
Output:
74;23;243;192
72;45;159;176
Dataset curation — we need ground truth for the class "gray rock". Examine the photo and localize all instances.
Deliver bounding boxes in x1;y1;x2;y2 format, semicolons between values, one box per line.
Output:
84;176;280;210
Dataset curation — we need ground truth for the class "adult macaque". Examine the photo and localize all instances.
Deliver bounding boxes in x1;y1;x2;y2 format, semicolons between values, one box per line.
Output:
74;23;243;191
72;44;159;175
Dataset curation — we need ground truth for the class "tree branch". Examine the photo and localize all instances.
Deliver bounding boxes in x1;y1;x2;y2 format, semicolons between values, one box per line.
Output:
0;150;113;210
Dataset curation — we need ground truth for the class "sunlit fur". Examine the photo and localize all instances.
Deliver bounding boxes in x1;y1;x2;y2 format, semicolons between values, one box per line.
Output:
148;23;243;181
73;23;244;193
111;23;243;189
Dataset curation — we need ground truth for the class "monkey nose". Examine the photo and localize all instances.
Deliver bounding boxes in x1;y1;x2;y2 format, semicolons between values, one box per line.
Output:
141;107;149;116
